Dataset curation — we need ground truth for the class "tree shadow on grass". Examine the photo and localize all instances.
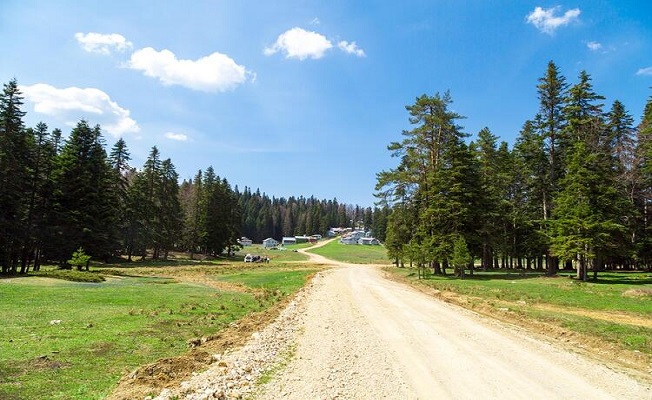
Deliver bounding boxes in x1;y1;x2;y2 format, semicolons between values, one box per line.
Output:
415;269;547;281
413;268;652;285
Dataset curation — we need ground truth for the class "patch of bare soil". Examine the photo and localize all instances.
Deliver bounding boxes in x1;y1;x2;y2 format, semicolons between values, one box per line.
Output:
29;355;70;371
623;288;652;297
532;303;652;329
383;270;652;384
107;298;288;400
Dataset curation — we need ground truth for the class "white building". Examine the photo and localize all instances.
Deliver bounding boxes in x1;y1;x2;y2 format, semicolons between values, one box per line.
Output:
238;237;253;246
282;237;297;245
358;237;381;245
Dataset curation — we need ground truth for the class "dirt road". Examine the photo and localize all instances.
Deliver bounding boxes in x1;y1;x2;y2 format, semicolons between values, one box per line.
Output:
255;247;651;399
152;243;651;399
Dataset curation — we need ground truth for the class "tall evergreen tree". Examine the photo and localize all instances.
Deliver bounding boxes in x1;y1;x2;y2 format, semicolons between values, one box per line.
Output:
550;141;625;280
109;138;132;257
21;122;57;272
377;92;479;273
635;94;652;269
552;71;629;277
535;61;568;275
0;79;28;273
47;121;117;264
606;100;638;264
471;127;503;269
158;159;182;259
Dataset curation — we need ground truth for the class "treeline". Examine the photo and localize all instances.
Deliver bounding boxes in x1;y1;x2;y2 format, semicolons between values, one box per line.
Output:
0;79;387;274
376;61;652;279
0;79;245;273
235;187;390;243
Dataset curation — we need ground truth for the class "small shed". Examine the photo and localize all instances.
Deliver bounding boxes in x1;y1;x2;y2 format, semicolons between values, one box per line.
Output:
262;238;279;249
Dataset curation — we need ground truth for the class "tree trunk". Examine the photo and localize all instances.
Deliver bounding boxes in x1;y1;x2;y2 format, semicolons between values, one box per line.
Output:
546;253;558;276
433;261;442;275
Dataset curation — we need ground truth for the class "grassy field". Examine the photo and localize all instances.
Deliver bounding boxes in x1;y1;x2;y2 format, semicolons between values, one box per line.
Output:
307;239;391;265
0;262;317;400
388;268;652;356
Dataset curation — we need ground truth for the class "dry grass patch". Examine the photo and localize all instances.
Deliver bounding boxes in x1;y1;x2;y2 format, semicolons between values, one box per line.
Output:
622;288;652;297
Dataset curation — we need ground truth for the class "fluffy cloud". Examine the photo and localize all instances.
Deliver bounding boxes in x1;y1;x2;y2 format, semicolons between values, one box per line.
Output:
164;132;188;141
20;83;139;137
127;47;250;92
264;27;333;60
265;27;366;60
587;41;602;51
337;41;366;57
526;6;581;35
75;32;133;55
637;67;652;76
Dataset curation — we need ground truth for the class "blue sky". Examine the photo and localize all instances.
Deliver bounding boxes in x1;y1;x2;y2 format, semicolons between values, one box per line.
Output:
1;1;651;206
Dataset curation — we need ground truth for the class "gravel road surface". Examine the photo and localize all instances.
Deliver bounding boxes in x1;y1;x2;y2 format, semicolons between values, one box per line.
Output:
156;245;652;399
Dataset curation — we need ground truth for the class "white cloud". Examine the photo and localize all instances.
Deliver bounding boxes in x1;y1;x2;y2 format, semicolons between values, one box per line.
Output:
338;40;366;57
526;6;581;35
127;47;251;92
20;83;139;137
264;27;333;60
165;132;188;141
587;41;602;51
75;32;133;55
637;67;652;76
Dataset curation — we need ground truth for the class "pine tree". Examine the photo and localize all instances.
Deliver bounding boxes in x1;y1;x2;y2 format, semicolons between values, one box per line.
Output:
551;72;632;278
181;170;204;259
471;127;503;269
550;141;625;280
562;70;606;150
377;92;479;274
109;138;132;256
48;121;117;264
606;100;638;265
635;94;652;269
158;159;182;259
534;61;569;275
0;79;28;273
21;122;57;272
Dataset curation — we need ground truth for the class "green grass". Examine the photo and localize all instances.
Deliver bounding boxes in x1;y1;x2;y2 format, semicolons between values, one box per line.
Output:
215;267;316;295
0;265;317;400
394;270;652;314
388;268;652;355
235;244;309;262
307;239;391;264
